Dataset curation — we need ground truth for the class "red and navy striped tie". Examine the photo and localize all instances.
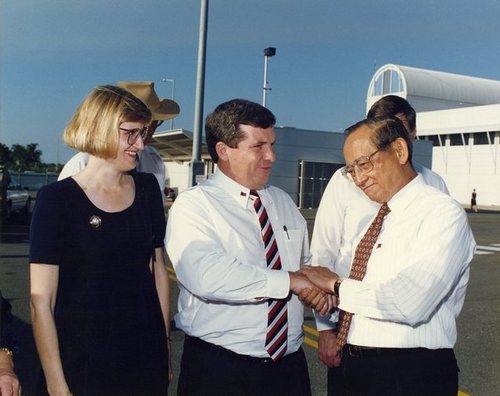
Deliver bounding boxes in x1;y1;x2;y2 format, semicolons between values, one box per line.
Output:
250;190;288;361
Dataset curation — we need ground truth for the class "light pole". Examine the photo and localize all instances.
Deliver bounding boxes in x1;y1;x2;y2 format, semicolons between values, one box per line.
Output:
262;47;276;107
162;78;175;130
190;0;208;187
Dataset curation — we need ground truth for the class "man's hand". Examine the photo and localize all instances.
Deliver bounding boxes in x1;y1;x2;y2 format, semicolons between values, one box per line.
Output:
0;366;21;396
318;329;342;368
298;289;337;315
289;272;332;315
299;266;339;293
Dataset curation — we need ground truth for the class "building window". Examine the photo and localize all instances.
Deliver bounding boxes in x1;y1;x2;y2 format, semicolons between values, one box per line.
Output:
372;68;404;96
426;135;443;147
449;133;462;146
383;70;391;94
474;132;489;145
298;161;344;209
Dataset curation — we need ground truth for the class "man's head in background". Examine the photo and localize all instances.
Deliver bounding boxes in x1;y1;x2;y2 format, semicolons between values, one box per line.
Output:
117;81;180;144
367;95;417;139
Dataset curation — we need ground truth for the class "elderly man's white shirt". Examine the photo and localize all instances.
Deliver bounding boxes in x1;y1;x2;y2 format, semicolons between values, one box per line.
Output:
166;169;311;358
311;164;449;330
339;175;475;348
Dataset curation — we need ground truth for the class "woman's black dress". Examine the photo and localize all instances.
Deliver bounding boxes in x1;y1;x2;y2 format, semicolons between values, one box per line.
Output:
30;172;168;396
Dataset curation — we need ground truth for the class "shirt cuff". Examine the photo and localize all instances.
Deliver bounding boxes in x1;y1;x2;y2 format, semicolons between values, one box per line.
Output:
265;270;291;299
337;278;359;313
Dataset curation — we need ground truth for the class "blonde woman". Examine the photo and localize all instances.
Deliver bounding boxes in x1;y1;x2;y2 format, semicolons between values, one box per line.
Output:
30;86;170;395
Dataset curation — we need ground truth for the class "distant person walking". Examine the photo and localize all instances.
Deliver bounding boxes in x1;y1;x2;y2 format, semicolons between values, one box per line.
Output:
471;189;478;212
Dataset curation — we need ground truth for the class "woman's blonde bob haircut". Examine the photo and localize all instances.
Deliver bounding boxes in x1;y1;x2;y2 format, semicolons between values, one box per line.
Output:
63;85;152;159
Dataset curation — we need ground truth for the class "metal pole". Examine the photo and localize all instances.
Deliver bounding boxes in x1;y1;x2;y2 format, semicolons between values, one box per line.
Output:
162;78;176;130
262;55;269;107
171;79;175;130
262;48;275;107
190;0;208;187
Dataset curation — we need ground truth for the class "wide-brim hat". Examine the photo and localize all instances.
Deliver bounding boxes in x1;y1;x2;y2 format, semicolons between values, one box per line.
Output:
117;81;180;121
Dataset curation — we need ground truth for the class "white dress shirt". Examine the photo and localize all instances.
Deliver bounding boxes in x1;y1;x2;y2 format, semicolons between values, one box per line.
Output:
413;161;449;194
58;147;166;193
166;169;311;358
311;163;449;330
339;175;475;348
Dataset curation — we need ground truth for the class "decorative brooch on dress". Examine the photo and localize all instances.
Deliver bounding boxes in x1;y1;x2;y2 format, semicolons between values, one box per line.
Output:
89;215;102;228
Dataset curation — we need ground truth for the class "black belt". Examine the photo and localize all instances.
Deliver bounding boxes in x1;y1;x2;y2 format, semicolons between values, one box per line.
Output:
344;344;427;358
185;335;297;364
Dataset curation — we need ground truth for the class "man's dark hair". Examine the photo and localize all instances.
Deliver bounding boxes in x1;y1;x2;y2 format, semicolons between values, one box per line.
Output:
205;99;276;163
367;95;416;133
345;116;413;164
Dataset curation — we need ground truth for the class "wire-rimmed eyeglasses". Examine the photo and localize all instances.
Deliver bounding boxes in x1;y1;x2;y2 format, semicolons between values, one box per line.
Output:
120;126;151;145
341;149;381;181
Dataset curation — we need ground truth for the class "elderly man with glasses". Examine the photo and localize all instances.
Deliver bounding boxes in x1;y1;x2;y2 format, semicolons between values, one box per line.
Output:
303;116;474;395
309;96;450;395
58;81;179;194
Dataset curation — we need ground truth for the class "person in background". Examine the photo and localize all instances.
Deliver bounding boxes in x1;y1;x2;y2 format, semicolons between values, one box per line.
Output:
0;165;11;222
0;291;20;396
30;85;170;395
367;95;448;192
302;116;475;395
166;99;332;396
471;188;478;212
310;95;449;395
58;80;180;194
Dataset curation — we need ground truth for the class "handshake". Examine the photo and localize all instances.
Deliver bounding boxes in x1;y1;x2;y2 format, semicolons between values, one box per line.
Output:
289;266;341;316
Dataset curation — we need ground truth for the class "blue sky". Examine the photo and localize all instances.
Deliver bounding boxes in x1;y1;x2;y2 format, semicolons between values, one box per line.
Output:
1;0;499;163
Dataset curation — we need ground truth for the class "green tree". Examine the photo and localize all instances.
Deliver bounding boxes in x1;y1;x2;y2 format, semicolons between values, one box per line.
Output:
11;143;43;171
0;143;12;166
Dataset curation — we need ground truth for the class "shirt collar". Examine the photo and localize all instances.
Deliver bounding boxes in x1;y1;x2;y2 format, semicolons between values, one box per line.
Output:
211;169;270;209
387;174;425;213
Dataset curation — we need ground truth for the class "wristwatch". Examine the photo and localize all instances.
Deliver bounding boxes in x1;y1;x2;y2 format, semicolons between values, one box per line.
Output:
333;280;342;298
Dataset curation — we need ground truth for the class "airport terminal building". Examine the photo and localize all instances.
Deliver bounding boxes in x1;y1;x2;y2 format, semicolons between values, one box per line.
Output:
151;63;500;208
367;64;500;207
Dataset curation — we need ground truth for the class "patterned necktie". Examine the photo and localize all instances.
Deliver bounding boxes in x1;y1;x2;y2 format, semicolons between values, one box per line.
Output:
250;190;288;361
336;203;391;349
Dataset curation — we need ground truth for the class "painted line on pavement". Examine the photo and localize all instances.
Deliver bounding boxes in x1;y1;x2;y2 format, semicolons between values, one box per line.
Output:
476;245;500;251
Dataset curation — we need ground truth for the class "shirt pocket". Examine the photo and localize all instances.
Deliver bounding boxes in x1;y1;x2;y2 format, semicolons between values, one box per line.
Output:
279;227;305;271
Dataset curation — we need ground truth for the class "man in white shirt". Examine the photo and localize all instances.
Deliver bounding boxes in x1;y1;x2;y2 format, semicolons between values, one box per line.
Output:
302;117;475;395
58;81;179;193
311;95;449;393
166;99;330;396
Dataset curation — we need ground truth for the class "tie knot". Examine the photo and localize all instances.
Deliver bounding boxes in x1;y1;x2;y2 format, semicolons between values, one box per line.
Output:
250;190;260;210
379;203;390;218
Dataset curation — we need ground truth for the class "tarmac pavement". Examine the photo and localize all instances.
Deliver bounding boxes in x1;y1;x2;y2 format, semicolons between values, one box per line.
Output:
1;207;499;395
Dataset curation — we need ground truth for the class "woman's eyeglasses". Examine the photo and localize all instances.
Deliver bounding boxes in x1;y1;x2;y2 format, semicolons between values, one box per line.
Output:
120;126;151;145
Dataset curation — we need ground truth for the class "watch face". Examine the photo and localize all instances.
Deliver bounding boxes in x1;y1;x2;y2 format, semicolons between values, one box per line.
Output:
334;280;341;297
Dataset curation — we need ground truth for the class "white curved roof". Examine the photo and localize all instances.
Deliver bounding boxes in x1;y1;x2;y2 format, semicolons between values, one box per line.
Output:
367;64;500;112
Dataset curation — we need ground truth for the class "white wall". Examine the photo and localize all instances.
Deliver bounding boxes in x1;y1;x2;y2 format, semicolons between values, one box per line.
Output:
419;105;500;206
432;143;500;207
164;162;190;193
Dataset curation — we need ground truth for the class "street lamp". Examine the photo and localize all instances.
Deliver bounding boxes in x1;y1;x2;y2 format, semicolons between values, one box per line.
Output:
262;47;276;107
162;78;176;130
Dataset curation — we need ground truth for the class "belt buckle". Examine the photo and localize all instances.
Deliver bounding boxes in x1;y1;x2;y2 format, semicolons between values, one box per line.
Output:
348;345;362;358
